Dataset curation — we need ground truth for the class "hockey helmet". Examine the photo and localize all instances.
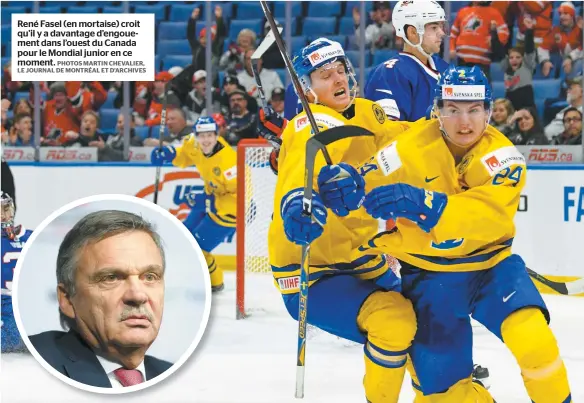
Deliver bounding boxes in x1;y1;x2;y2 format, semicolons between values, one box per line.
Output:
392;0;447;56
291;37;357;108
194;116;218;135
1;191;16;239
435;65;493;108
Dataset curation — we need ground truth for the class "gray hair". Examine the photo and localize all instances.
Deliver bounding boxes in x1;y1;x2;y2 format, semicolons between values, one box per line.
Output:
57;210;165;330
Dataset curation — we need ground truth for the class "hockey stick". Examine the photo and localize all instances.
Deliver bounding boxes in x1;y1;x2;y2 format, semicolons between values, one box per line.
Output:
526;267;584;296
153;82;169;205
251;24;285;148
258;1;328;398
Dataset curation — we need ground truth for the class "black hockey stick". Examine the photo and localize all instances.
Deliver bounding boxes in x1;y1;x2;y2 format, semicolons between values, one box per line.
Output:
526;267;584;296
153;82;169;205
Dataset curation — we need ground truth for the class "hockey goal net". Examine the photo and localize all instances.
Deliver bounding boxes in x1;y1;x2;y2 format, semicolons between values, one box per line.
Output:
236;139;279;319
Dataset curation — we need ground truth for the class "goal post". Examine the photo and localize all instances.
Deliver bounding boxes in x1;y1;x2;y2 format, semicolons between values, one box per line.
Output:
236;139;277;319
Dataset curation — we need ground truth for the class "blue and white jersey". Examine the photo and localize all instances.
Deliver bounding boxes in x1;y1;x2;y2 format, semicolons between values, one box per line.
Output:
1;227;33;317
364;52;449;122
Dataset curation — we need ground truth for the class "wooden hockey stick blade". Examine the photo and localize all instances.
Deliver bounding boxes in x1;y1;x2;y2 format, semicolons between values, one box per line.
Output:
526;267;584;295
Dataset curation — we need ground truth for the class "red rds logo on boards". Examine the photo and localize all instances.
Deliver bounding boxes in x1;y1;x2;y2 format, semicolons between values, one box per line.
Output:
135;171;204;221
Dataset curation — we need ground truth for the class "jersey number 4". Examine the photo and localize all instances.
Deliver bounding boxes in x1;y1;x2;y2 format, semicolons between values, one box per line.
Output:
2;252;20;294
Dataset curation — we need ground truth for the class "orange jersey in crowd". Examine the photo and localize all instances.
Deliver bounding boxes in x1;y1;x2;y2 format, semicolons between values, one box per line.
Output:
66;81;108;111
541;24;583;55
133;81;151;117
514;1;553;45
145;98;163;127
450;5;509;65
43;101;82;138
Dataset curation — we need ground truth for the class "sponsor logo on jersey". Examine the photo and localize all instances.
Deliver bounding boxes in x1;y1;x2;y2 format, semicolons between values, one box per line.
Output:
224;166;237;180
376;141;402;176
441;85;485;100
481;146;525;176
295;114;344;132
135;171;203;220
278;276;300;291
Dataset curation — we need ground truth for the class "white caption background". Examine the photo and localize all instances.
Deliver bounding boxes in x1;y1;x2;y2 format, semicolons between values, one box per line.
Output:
11;13;155;81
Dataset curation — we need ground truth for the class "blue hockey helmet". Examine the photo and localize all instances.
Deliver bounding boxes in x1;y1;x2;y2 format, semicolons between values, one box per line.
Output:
435;65;492;108
194;116;218;135
1;191;16;239
291;37;357;107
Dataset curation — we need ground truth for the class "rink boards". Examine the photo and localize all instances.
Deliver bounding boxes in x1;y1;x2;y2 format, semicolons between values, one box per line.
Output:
8;162;584;297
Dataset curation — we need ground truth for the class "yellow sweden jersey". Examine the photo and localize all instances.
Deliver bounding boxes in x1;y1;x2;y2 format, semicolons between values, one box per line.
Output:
268;98;410;294
173;135;237;227
353;119;526;272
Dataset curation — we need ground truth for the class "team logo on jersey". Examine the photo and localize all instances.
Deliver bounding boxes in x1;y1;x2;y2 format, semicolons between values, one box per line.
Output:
457;154;473;174
463;15;483;32
213;167;221;176
372;103;386;124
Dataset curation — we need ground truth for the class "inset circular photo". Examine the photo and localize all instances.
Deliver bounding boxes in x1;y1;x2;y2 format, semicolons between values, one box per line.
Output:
11;194;212;394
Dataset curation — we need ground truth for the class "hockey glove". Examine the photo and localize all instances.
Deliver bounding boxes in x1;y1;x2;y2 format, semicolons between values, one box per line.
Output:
317;163;365;217
269;148;279;175
281;189;328;245
258;107;286;150
151;146;176;166
363;183;448;233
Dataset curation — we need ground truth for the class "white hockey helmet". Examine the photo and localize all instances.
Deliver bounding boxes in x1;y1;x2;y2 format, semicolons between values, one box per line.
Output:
392;1;446;51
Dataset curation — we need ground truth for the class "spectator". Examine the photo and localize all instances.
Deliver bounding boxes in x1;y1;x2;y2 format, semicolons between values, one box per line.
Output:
551;107;582;145
450;1;509;81
144;108;192;147
490;98;515;137
539;2;583;78
507;106;548;145
187;5;226;73
512;1;553;51
219;29;257;72
544;79;583;139
92;113;143;162
62;110;105;148
218;75;258;116
144;72;182;127
4;113;33;146
502;17;536;111
184;70;221;124
261;21;286;70
352;1;398;50
42;82;82;143
224;89;258;145
1;99;10;138
269;87;285;116
237;49;284;103
66;81;107;112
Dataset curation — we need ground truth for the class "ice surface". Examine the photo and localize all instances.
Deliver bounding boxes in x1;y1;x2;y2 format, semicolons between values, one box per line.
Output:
2;272;584;402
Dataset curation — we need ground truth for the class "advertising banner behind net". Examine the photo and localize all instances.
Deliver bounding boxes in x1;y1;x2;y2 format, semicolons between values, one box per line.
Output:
8;166;584;280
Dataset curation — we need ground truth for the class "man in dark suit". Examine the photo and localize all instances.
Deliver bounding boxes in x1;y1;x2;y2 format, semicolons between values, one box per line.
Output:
29;210;173;388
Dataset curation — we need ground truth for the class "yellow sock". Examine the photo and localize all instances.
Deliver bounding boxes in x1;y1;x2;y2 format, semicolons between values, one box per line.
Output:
357;291;417;403
502;307;571;403
202;250;224;290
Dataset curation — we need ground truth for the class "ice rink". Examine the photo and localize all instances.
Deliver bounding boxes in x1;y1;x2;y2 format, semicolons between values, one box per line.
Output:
2;270;584;402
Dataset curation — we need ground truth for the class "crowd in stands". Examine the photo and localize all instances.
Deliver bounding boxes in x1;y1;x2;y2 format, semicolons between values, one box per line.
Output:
1;0;583;162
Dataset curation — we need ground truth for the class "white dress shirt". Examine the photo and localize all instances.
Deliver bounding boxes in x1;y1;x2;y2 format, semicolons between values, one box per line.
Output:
94;352;147;388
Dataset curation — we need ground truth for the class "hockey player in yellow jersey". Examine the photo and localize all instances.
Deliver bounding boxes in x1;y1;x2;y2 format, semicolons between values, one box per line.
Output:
318;65;572;403
151;116;236;292
268;37;417;403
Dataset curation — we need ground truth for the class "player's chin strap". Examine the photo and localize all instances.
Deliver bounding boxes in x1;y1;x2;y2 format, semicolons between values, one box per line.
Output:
402;35;434;64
